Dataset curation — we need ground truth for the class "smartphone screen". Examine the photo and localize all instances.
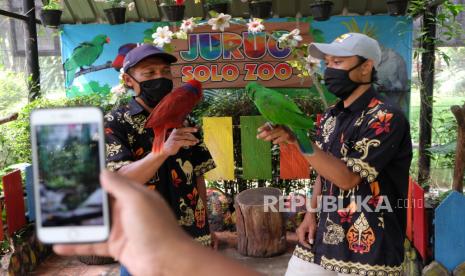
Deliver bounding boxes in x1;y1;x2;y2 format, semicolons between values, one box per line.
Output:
35;123;104;227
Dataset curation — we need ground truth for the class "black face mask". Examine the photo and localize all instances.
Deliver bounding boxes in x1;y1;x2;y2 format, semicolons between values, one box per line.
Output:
129;75;173;108
324;61;372;101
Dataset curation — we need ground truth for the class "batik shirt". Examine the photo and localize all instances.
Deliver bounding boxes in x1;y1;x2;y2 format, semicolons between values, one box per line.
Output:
104;99;216;246
292;87;412;275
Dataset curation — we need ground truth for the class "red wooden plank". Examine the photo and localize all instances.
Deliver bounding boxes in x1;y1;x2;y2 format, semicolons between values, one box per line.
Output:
279;116;319;180
412;181;428;261
0;204;3;240
406;177;413;242
2;170;26;235
280;143;310;179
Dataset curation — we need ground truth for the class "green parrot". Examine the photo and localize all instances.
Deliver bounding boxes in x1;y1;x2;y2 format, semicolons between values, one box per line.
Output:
245;82;315;155
63;34;110;87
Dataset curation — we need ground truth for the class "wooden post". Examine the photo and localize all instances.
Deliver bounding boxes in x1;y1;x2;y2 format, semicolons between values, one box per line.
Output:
23;0;41;101
235;187;286;257
451;104;465;193
2;170;27;235
417;5;438;187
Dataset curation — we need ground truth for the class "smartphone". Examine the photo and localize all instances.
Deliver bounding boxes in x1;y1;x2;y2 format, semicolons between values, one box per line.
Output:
30;107;110;244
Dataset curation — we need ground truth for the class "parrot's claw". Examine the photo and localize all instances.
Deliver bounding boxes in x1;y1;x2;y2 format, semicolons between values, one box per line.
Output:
266;122;274;130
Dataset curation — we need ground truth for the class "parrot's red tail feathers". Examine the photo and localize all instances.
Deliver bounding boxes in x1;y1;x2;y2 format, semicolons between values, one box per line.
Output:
152;128;166;153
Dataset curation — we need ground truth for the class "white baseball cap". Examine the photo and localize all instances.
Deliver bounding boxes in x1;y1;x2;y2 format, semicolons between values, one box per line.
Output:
308;33;382;69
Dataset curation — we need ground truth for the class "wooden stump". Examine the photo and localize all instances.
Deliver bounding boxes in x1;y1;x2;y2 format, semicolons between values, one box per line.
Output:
235;187;286;257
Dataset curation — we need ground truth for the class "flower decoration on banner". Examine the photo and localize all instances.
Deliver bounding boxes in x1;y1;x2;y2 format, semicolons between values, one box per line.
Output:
93;0;134;8
277;29;303;48
180;17;197;33
207;13;232;31
247;18;265;34
152;26;174;48
148;11;328;107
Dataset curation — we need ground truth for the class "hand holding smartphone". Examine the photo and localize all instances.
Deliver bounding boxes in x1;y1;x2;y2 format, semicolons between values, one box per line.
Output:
30;107;110;243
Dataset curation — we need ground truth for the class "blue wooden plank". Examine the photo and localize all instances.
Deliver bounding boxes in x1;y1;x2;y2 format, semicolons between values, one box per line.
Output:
25;165;35;222
435;191;465;272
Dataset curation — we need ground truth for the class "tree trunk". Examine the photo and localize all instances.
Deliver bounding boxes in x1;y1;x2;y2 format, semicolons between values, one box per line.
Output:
235;187;286;257
418;5;437;188
451;104;465;193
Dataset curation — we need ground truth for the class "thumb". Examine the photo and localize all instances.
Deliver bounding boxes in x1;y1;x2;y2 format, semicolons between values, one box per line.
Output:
297;228;310;248
308;227;316;246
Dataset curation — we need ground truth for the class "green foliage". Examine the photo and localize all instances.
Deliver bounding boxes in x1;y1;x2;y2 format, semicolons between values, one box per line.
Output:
408;0;464;64
436;47;465;97
66;81;112;98
0;93;125;169
42;0;62;10
0;69;28;118
427;109;458;169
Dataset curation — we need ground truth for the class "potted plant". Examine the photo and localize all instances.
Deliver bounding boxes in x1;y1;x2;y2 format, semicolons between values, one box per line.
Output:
40;0;62;28
205;0;230;16
241;0;273;19
94;0;134;25
157;0;186;22
310;0;333;21
386;0;409;16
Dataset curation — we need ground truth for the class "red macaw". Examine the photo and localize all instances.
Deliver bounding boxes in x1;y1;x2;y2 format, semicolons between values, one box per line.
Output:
145;79;203;153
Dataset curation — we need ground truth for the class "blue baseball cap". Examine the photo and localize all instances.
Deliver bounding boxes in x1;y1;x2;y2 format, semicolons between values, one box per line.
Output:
122;44;177;72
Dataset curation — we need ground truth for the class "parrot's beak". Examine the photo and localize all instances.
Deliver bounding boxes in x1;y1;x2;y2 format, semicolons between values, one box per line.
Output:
106;37;111;44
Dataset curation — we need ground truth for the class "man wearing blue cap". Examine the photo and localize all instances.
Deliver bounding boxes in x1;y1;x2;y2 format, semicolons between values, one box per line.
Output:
104;44;216;276
258;33;412;275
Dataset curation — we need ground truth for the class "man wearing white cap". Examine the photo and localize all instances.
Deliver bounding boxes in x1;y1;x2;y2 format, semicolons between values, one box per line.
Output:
258;33;412;275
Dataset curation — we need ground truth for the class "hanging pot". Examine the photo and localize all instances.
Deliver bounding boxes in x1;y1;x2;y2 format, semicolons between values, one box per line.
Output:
386;0;408;16
205;3;229;16
160;5;185;22
104;7;126;25
310;1;333;21
248;1;272;19
40;9;62;28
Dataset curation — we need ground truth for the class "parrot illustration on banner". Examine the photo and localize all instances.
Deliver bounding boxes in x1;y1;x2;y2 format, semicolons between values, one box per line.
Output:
112;43;139;71
63;34;110;87
246;82;314;155
145;79;203;153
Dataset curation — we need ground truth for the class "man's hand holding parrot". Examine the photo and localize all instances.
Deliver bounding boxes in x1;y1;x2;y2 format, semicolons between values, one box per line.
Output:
158;127;200;157
256;124;298;146
246;82;315;155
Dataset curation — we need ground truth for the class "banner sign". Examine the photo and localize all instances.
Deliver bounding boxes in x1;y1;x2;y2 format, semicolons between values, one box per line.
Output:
168;22;311;88
61;16;412;110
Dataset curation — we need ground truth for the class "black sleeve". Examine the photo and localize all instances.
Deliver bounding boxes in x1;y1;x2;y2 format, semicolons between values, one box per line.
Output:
104;111;134;171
